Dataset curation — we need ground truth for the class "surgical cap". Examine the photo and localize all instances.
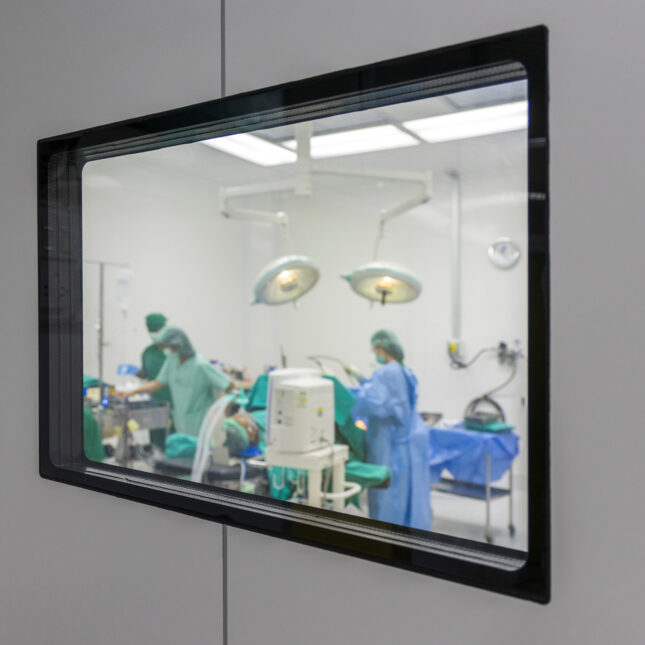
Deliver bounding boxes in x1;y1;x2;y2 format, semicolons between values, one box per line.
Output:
157;326;196;358
145;313;167;332
371;329;404;362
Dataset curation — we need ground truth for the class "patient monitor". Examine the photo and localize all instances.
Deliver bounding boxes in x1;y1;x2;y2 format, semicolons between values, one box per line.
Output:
267;368;335;453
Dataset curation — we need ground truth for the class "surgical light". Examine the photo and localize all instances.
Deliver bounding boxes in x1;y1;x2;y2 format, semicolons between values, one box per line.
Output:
403;101;528;143
342;261;422;305
252;255;320;305
283;125;419;159
278;270;298;292
202;133;297;166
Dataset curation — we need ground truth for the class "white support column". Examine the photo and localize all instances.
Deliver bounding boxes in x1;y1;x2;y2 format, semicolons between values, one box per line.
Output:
307;468;323;508
449;171;462;346
295;122;313;196
332;460;345;512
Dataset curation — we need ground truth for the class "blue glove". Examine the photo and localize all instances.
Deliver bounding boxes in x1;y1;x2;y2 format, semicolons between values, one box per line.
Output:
117;364;140;376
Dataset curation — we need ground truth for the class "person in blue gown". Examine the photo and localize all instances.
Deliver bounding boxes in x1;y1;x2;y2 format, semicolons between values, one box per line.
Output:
351;330;431;531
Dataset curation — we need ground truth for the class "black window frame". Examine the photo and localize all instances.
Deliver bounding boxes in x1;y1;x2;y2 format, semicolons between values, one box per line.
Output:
38;25;549;603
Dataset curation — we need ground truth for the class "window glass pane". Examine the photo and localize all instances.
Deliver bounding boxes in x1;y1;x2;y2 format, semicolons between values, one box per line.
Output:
81;76;529;550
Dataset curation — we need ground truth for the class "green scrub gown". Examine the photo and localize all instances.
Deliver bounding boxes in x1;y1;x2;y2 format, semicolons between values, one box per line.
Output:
141;344;172;404
83;407;106;462
156;354;231;437
141;344;172;448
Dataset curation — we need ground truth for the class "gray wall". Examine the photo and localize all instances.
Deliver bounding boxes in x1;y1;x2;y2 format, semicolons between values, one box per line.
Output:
1;1;643;644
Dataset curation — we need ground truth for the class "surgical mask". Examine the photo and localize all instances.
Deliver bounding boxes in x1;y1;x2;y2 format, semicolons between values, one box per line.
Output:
150;326;166;344
163;348;176;358
376;355;387;365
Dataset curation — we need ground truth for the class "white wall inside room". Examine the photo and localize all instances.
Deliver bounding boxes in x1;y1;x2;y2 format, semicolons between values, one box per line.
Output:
260;166;529;484
82;114;528;479
272;166;528;418
82;151;281;382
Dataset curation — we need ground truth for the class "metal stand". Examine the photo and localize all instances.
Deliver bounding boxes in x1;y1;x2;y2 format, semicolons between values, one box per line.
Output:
508;462;516;538
83;259;129;402
485;452;492;543
103;401;170;470
485;451;515;543
265;444;359;511
433;449;515;544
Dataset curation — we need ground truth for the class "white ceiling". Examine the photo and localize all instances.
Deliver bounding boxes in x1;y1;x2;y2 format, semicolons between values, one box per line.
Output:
88;79;528;188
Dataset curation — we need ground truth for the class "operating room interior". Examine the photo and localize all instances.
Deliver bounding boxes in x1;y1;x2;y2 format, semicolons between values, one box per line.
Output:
82;79;529;550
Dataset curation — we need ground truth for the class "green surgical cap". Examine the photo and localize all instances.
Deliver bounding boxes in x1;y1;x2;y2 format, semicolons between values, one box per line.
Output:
223;418;250;455
370;329;404;362
157;326;195;358
145;313;167;332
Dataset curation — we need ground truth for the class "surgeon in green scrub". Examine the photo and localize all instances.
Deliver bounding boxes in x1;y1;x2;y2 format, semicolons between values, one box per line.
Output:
137;313;173;447
83;407;106;462
138;313;172;404
120;326;233;437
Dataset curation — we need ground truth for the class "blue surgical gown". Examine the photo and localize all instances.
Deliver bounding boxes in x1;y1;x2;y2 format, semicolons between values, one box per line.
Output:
351;362;431;531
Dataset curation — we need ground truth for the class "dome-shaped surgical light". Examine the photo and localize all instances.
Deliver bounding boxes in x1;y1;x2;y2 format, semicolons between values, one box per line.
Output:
252;255;320;305
342;261;422;305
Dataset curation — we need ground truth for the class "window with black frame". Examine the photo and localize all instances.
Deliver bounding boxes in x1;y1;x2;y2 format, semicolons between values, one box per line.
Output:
39;26;549;602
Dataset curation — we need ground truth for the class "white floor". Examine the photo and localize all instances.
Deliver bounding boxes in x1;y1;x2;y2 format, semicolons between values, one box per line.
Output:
125;451;528;551
337;478;528;551
430;482;528;551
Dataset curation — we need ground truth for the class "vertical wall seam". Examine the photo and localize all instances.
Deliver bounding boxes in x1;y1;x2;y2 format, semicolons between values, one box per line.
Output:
221;0;226;98
220;3;228;641
220;0;228;645
222;524;228;645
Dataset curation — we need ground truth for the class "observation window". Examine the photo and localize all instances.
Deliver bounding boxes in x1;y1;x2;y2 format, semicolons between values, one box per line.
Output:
39;25;549;602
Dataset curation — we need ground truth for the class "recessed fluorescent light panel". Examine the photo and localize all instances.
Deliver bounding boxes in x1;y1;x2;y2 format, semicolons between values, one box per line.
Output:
202;133;297;166
284;124;419;159
404;101;528;143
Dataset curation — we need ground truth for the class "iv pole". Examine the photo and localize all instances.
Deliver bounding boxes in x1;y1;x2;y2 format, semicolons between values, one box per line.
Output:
83;260;129;396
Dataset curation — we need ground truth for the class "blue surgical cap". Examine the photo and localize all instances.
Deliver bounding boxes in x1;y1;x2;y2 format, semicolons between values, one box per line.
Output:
157;326;196;358
370;329;404;362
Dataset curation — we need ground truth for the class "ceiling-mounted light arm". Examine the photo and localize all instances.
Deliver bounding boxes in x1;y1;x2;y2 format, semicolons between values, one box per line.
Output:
311;167;432;259
221;204;288;226
372;179;432;259
219;182;294;234
312;164;430;186
329;166;429;307
221;179;296;199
